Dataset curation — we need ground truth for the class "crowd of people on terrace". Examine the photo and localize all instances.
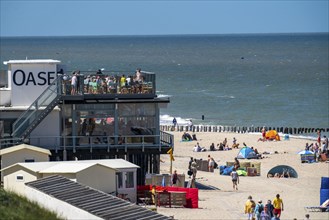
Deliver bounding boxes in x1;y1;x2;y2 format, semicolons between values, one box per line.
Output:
64;68;153;95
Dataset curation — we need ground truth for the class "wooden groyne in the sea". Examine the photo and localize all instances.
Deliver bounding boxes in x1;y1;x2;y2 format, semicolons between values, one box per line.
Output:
160;125;329;135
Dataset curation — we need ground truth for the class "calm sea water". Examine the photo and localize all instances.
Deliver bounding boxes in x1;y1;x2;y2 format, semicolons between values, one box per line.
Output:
1;33;328;135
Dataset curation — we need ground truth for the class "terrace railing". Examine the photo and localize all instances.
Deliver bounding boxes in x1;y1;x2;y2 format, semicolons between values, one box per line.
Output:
0;131;174;152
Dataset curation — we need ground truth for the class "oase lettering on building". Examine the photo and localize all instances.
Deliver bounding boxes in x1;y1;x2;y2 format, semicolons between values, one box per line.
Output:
13;69;56;86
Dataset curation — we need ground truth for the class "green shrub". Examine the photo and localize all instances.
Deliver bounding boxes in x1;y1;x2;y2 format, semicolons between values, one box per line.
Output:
0;188;63;220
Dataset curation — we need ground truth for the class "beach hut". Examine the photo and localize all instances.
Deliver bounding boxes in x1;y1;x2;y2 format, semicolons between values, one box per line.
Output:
267;165;298;178
237;147;258;159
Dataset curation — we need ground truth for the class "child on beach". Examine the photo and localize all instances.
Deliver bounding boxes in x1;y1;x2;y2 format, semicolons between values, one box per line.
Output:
230;168;239;190
151;185;157;206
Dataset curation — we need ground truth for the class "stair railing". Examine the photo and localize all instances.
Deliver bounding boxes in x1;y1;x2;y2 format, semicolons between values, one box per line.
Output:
11;76;62;138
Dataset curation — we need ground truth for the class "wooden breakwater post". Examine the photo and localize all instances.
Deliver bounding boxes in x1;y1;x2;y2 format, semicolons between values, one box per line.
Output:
160;125;328;136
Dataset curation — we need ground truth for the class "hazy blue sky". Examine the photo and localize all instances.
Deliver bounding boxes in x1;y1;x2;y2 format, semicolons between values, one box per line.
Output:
1;0;328;36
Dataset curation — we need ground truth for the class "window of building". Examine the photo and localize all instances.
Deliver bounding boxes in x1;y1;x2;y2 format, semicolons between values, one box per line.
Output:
25;159;35;162
118;103;157;136
0;119;16;139
16;175;24;181
116;172;123;189
125;172;134;188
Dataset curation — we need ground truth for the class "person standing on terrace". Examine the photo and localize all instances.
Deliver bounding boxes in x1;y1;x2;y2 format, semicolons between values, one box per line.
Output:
135;68;143;83
71;72;77;95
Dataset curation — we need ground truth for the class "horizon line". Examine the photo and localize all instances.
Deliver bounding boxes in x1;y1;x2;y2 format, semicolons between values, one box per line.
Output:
1;31;328;38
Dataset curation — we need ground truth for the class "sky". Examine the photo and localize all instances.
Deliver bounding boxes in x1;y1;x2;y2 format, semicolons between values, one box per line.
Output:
0;0;328;37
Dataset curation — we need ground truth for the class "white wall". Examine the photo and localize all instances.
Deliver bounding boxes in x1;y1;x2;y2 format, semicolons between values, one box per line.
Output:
0;88;11;106
30;110;61;147
1;149;49;171
3;169;38;196
25;186;103;220
77;165;117;194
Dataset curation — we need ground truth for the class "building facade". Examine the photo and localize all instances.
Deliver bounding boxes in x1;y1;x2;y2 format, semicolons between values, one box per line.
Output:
0;59;173;185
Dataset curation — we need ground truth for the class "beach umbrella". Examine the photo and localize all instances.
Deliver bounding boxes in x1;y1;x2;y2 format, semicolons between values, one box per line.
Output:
298;150;315;163
297;150;315;155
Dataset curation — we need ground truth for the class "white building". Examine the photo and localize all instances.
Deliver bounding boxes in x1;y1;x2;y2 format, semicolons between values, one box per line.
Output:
0;59;173;186
1;159;139;202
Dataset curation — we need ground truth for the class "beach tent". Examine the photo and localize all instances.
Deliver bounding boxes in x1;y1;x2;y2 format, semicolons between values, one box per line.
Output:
265;130;280;141
267;165;298;178
237;147;258;159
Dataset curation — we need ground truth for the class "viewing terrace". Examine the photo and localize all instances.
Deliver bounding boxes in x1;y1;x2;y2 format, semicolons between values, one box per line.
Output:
59;69;156;100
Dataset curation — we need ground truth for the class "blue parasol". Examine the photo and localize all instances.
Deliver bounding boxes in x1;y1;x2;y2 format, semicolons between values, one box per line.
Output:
297;150;315;155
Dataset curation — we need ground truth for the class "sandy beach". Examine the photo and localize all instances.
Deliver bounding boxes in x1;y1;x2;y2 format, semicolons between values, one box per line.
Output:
155;131;329;220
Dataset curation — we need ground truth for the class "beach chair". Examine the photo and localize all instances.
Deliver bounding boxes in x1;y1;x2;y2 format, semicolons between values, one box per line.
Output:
305;199;329;212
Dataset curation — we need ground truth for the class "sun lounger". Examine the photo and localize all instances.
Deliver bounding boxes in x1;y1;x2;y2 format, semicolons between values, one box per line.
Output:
305;199;329;212
305;206;328;212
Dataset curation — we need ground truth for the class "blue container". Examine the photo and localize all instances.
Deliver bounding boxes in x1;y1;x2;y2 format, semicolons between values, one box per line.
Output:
321;177;329;189
320;188;329;205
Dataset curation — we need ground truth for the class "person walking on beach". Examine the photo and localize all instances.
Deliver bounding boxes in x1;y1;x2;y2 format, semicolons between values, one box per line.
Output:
230;168;239;190
172;117;177;127
191;159;198;179
273;194;284;218
208;155;215;172
317;129;321;143
171;170;180;186
323;135;328;154
265;200;274;218
260;205;271;220
245;195;256;220
254;200;264;220
188;157;193;178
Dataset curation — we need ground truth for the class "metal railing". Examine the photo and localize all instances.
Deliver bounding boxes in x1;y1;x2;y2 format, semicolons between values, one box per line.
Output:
61;71;156;96
0;131;174;151
11;77;61;138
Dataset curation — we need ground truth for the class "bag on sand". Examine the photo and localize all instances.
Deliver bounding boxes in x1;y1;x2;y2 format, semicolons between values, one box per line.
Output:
214;162;218;169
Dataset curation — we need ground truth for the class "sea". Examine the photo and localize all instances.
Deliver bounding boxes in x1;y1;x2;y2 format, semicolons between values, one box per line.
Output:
1;33;328;138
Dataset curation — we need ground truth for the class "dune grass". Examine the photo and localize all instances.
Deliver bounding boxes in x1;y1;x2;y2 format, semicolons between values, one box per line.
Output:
0;188;63;220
